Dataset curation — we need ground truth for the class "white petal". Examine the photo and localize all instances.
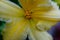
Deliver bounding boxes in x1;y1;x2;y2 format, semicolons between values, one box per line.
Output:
0;0;24;19
29;30;53;40
28;19;53;40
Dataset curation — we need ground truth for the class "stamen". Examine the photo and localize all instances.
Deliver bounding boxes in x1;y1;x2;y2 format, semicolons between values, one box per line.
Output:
25;10;31;19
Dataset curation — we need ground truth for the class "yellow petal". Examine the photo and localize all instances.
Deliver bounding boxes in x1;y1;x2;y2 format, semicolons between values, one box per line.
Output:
0;0;24;19
32;10;60;22
29;20;53;40
3;18;28;40
19;0;34;10
36;20;57;31
42;10;60;21
29;17;57;31
32;10;60;31
31;1;59;12
19;0;52;11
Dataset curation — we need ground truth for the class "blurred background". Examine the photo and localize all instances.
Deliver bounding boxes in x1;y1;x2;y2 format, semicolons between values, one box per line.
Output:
0;0;60;40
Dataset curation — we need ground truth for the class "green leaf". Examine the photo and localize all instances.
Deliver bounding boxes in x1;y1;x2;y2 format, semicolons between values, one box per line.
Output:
0;21;6;32
54;0;60;5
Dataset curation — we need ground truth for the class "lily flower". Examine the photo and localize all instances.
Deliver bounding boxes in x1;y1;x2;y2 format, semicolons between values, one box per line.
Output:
0;0;60;40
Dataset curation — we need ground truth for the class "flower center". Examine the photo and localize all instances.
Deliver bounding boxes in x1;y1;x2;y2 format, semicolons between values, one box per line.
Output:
25;10;31;20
